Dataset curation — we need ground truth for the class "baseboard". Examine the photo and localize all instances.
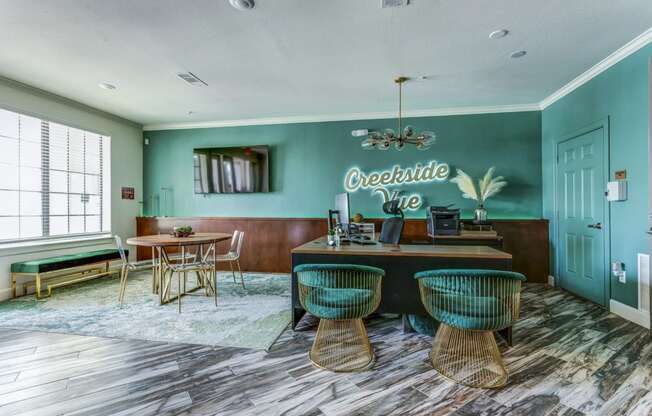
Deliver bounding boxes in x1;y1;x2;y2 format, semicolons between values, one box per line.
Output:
609;299;651;329
0;287;12;302
547;275;555;287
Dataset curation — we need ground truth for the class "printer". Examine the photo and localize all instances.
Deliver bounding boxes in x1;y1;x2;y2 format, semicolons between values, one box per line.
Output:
426;205;460;236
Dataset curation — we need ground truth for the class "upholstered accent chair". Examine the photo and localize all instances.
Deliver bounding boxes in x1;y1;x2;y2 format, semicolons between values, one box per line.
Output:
415;269;526;388
294;264;384;372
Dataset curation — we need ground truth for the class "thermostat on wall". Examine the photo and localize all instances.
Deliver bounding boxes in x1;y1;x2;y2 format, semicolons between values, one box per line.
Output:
606;181;627;202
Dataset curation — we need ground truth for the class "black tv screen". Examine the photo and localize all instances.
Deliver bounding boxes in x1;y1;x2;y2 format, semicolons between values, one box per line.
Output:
193;145;269;193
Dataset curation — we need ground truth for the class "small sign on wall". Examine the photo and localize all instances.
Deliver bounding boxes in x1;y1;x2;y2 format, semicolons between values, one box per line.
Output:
121;187;135;200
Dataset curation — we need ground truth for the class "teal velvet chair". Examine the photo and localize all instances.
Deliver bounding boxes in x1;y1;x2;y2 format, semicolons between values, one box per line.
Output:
294;264;384;372
415;269;526;388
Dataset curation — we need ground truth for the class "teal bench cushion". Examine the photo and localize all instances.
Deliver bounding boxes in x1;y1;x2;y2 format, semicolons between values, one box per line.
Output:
11;248;126;274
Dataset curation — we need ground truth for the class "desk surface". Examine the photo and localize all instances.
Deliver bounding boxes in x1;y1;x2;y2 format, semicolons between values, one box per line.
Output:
292;237;512;259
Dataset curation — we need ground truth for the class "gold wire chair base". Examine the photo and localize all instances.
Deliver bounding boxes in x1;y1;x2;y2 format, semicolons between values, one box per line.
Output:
430;323;508;389
309;318;375;373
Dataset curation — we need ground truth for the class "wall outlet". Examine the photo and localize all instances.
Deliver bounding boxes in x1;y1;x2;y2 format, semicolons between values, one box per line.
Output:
619;271;627;284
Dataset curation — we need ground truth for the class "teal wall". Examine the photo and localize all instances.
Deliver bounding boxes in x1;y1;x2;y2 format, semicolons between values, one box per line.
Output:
542;44;651;308
143;111;542;220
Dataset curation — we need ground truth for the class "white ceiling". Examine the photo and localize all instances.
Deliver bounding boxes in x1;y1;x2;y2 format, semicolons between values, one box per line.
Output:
1;0;651;127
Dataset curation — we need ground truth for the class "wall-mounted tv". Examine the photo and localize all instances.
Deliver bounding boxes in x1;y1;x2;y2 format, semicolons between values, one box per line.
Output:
193;145;269;194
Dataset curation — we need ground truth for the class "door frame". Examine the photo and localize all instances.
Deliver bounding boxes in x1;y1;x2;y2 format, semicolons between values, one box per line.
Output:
552;117;611;306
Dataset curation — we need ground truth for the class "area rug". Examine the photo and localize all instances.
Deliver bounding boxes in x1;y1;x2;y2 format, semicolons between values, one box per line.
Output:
0;270;291;350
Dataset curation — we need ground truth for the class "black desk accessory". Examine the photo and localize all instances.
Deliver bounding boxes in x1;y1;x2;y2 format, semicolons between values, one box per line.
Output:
427;205;460;236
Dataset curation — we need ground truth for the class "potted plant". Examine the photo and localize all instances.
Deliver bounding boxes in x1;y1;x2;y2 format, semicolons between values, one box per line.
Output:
450;167;507;224
172;226;194;238
327;228;336;246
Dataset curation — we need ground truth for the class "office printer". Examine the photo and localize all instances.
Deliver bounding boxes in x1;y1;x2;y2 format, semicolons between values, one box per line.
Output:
426;205;460;236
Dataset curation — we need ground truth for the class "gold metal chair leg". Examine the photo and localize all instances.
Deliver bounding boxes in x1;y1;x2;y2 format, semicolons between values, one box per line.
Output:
214;267;219;306
229;261;236;283
236;260;245;289
119;266;130;306
11;273;16;298
177;270;182;313
309;318;374;372
429;323;508;389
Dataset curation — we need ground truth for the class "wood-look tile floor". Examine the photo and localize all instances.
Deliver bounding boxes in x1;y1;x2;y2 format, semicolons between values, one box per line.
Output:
0;284;651;416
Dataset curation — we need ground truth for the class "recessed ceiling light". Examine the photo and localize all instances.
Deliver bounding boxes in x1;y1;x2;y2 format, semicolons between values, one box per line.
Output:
229;0;255;11
510;50;527;59
98;82;116;90
489;29;509;39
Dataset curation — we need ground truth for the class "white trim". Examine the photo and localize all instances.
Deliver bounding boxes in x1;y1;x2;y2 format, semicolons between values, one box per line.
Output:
0;287;11;302
142;103;540;131
0;234;113;257
547;275;555;287
540;28;652;109
609;299;650;329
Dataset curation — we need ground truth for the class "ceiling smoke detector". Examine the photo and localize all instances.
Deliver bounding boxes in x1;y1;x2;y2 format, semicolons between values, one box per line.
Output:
489;29;509;39
510;50;527;59
98;82;117;90
229;0;255;11
381;0;409;8
176;72;208;87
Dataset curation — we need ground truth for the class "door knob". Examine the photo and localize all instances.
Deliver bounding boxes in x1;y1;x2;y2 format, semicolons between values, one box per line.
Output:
588;222;602;230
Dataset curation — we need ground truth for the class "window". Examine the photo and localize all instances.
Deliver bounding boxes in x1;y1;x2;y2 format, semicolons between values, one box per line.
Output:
0;107;111;243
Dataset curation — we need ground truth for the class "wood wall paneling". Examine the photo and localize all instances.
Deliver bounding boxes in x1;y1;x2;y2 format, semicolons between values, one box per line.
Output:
136;217;549;283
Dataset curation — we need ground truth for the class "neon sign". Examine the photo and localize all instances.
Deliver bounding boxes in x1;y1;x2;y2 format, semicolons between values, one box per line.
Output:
344;160;450;210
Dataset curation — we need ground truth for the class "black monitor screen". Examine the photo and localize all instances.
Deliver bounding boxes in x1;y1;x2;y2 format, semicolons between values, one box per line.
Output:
193;146;269;193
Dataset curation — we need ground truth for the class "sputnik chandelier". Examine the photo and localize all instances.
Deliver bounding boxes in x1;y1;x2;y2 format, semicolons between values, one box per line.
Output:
355;76;436;151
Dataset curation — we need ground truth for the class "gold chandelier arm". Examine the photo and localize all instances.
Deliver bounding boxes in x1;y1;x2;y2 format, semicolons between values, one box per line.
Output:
398;79;402;137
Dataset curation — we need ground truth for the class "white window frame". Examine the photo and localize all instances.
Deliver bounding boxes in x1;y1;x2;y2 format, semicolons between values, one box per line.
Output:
0;105;111;246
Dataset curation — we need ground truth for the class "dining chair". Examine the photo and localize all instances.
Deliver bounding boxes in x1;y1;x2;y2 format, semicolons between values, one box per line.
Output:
114;235;139;306
214;230;245;289
160;247;214;313
294;263;384;372
415;269;525;388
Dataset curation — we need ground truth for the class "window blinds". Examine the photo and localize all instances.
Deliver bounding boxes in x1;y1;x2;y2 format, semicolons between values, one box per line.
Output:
0;107;111;242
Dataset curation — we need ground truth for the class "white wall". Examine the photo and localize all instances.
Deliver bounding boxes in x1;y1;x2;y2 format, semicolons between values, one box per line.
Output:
0;77;143;301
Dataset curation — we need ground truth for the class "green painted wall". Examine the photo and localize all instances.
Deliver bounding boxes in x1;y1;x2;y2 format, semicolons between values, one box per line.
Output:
542;44;651;308
143;111;542;220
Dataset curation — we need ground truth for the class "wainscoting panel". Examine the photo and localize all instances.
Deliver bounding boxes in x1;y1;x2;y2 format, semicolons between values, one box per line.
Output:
136;217;549;283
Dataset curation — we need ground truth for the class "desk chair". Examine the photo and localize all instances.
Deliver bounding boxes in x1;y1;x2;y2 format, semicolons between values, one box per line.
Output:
415;269;525;388
379;200;404;244
295;264;384;372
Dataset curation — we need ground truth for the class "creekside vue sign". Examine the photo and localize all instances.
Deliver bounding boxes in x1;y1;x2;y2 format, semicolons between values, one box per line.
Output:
343;160;450;211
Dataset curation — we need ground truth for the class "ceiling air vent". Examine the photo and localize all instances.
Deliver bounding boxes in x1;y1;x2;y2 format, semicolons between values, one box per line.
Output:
382;0;409;8
176;72;208;87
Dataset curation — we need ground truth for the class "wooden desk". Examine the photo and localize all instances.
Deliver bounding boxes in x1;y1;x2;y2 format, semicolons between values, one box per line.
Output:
291;237;514;341
427;231;504;249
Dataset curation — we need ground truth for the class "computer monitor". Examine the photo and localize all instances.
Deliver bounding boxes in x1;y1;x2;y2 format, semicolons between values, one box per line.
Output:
334;192;350;230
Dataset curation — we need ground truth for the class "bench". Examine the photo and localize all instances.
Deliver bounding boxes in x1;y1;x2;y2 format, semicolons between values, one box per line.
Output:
11;248;127;298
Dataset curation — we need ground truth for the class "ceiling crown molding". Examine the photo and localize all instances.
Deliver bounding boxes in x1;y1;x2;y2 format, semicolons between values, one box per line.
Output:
143;28;652;131
142;103;540;131
540;27;652;109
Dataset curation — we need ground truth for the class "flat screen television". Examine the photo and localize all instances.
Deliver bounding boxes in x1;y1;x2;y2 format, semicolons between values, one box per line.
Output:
193;145;269;194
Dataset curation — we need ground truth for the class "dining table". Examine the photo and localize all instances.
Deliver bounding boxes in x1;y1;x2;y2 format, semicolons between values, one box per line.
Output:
127;232;232;306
